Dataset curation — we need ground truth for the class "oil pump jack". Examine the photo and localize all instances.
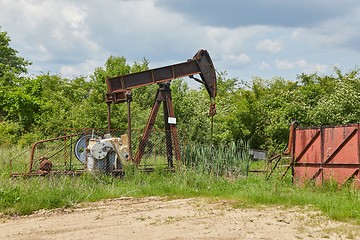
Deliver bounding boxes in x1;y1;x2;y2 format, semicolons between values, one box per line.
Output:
11;50;216;177
105;49;217;168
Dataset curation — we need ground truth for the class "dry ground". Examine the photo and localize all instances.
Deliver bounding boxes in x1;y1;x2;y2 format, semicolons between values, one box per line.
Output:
0;197;359;240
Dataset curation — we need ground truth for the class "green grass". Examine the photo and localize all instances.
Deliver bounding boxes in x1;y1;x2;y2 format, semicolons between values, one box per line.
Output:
0;145;359;225
182;140;251;177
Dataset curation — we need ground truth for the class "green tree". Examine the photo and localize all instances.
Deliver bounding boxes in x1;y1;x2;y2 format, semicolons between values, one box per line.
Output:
308;68;360;125
1;77;41;130
0;29;36;137
229;76;309;150
85;56;150;130
211;72;238;143
31;74;90;135
0;29;31;85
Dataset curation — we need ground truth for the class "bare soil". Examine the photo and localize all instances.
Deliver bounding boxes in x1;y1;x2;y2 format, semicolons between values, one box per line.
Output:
0;197;359;240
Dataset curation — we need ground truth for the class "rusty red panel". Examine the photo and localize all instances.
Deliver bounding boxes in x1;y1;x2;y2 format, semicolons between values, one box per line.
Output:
293;124;360;188
294;128;321;164
322;125;359;164
322;167;358;184
293;166;322;186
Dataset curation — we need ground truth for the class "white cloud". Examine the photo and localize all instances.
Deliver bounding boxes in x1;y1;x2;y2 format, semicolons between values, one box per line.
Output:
313;64;329;73
256;39;282;53
291;29;303;40
0;0;359;81
60;59;103;77
291;6;360;51
206;27;263;51
259;61;271;70
35;44;52;61
62;4;87;30
275;59;309;70
204;25;272;72
275;59;330;75
223;53;251;65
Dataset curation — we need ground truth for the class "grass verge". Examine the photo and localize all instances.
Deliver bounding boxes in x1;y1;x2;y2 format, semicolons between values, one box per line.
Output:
0;144;359;225
0;164;359;225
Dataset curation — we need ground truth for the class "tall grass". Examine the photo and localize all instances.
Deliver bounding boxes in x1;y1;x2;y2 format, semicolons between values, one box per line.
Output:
0;145;359;225
182;140;251;177
0;145;30;177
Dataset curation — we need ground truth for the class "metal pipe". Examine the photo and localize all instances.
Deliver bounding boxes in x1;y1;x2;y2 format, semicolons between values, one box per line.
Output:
107;102;111;132
127;91;133;160
283;120;298;155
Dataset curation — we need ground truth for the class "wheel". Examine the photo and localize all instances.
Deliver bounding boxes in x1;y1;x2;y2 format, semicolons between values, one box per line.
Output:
74;134;98;164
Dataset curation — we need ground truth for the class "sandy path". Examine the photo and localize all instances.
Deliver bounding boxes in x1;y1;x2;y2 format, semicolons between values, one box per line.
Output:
0;197;359;240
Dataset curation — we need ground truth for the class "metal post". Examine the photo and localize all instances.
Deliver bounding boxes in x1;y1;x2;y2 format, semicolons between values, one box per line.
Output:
164;85;181;163
126;91;133;160
133;83;181;165
107;102;111;132
163;94;173;168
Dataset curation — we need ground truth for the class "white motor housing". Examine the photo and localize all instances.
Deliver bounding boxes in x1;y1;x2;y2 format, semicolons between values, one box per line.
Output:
75;134;129;172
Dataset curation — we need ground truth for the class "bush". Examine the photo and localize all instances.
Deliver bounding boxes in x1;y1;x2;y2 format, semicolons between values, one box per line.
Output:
17;132;42;147
0;121;22;146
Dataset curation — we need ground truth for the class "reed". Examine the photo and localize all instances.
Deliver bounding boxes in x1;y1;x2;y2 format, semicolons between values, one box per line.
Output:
182;140;251;177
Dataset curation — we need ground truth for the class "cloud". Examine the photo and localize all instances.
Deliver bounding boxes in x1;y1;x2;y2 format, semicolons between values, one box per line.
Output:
275;58;329;74
259;61;270;70
0;1;105;65
275;59;308;70
1;0;359;82
155;0;359;28
84;0;194;60
291;7;360;52
256;39;282;54
313;64;329;73
60;59;103;77
223;53;251;65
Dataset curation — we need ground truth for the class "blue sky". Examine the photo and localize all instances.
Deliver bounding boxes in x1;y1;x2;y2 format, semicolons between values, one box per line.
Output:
1;0;359;83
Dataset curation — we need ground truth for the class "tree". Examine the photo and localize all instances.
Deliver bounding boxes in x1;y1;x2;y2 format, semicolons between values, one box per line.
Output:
0;29;37;144
81;56;150;130
308;68;360;125
0;29;31;85
0;30;36;130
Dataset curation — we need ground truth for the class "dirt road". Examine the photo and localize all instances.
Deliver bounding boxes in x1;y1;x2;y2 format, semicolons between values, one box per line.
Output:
0;197;358;240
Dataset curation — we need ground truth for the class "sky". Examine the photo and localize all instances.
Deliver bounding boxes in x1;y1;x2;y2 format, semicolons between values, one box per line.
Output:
1;0;360;84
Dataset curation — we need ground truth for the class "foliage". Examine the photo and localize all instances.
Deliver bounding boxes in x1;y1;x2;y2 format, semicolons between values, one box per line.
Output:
2;30;360;153
0;29;35;133
308;68;360;125
221;69;360;150
0;30;31;83
0;120;22;146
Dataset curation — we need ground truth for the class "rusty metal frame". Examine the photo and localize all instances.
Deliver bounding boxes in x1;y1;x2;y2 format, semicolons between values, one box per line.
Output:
106;49;217;116
266;120;298;180
133;82;181;167
28;133;81;174
14;129;129;177
105;49;217;166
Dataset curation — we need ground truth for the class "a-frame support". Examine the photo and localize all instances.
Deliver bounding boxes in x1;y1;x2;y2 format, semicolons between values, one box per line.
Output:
133;82;181;167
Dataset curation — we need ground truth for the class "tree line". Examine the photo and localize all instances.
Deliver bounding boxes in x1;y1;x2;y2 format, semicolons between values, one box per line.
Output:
1;30;360;151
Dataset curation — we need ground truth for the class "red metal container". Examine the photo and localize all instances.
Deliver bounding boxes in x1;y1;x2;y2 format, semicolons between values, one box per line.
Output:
293;124;360;187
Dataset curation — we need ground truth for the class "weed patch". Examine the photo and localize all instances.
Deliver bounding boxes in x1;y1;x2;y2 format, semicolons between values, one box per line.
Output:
0;146;359;224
